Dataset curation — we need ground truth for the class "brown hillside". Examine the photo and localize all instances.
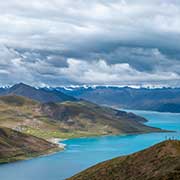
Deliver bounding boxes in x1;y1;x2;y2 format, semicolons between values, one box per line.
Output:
0;95;165;139
68;140;180;180
0;127;59;163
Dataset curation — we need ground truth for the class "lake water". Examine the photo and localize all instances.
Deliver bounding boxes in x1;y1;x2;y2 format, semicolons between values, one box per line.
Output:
0;110;180;180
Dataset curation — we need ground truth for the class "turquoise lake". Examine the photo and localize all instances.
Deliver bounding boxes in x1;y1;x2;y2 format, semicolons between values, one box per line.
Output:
0;110;180;180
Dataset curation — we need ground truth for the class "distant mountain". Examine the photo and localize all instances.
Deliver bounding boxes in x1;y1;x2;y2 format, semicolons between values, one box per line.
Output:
0;88;5;94
0;83;76;103
55;86;180;113
0;126;59;163
3;84;180;112
68;140;180;180
0;95;164;140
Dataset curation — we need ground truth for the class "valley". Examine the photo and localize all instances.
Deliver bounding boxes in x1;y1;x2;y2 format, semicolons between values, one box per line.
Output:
0;109;179;180
0;93;163;140
0;83;166;164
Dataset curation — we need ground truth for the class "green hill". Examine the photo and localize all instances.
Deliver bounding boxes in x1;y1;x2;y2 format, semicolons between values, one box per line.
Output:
68;140;180;180
0;94;38;106
0;95;164;139
0;127;59;164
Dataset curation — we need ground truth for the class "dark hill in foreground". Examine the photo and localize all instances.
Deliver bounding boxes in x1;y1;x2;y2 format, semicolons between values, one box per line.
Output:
0;127;59;163
68;140;180;180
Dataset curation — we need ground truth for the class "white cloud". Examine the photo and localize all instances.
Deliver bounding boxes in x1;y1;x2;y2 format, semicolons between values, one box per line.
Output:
58;58;180;85
0;0;180;51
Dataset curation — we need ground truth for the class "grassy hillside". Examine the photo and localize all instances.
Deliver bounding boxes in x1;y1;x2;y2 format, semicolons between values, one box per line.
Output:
68;140;180;180
0;127;60;164
0;95;164;140
41;101;163;135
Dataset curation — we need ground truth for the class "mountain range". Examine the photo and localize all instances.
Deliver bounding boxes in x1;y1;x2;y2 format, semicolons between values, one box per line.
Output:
54;86;180;113
2;84;180;113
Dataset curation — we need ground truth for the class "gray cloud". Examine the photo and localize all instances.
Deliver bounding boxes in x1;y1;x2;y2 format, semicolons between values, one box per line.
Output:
0;45;180;87
1;0;180;51
0;0;180;86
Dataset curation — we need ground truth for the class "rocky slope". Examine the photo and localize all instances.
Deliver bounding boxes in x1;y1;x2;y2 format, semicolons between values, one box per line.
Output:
68;140;180;180
0;127;59;164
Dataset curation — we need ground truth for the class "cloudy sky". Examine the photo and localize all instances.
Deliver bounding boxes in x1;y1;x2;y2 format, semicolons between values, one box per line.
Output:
1;0;180;87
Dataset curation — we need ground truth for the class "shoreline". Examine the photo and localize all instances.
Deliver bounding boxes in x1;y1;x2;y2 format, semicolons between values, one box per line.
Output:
0;138;66;165
47;138;67;149
0;129;173;165
0;146;62;165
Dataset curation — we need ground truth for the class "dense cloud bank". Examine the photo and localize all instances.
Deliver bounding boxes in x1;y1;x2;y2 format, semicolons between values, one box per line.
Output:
0;0;180;86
